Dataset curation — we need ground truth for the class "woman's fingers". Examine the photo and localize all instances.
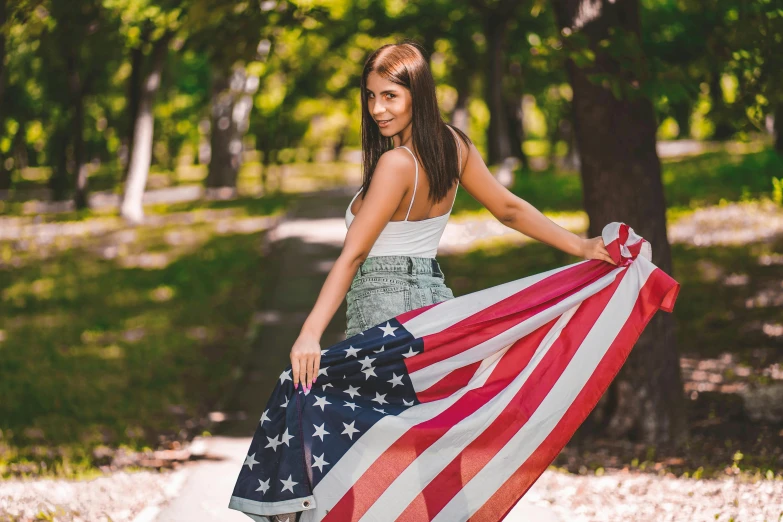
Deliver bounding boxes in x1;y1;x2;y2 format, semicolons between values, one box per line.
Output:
291;355;301;388
313;355;321;387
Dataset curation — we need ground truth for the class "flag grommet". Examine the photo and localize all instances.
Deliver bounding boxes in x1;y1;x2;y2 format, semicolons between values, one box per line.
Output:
303;500;311;508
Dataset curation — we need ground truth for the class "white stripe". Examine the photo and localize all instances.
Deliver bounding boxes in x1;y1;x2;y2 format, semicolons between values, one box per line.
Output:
410;267;624;393
300;338;510;521
359;304;580;521
402;261;588;338
433;257;657;521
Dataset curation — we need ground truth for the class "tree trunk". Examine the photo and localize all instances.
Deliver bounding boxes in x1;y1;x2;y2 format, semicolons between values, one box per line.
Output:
506;94;527;168
484;13;513;165
553;0;687;447
48;128;70;201
67;54;89;210
122;45;144;181
206;67;243;193
0;0;9;190
775;105;783;154
709;70;734;140
450;74;471;132
120;35;170;224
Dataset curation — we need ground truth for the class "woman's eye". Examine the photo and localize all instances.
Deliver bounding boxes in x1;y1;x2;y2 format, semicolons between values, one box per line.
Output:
386;93;395;99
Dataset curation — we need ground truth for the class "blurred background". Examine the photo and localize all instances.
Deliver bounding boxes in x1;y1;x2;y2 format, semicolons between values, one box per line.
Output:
1;0;782;520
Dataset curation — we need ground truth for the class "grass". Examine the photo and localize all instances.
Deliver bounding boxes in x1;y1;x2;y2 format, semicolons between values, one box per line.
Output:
451;148;783;216
1;145;781;479
0;199;286;478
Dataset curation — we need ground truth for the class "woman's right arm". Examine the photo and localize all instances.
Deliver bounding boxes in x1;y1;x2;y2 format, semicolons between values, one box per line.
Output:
290;149;415;391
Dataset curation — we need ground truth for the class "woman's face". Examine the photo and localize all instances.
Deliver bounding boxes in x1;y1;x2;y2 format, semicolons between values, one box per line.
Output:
365;70;412;139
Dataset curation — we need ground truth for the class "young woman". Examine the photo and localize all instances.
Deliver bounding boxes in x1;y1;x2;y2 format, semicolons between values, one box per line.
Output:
288;40;615;393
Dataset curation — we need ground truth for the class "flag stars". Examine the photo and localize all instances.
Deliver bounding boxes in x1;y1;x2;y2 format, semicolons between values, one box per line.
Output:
402;346;419;358
280;474;298;494
379;321;398;337
362;366;377;380
259;409;270;424
373;345;385;354
244;453;259;470
344;345;360;358
344;385;361;399
255;477;270;495
318;367;328;378
342;421;360;440
313;423;329;441
371;392;388;406
312;453;329;473
387;373;404;388
280;428;294;447
279;369;292;385
280;396;289;408
373;407;387;415
358;355;376;369
344;401;358;411
403;399;414;406
313;395;331;411
265;434;282;452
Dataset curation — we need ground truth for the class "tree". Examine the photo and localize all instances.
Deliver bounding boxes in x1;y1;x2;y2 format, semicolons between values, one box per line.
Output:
552;0;686;446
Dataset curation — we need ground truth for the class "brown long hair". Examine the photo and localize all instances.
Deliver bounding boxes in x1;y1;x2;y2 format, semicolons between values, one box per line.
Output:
359;39;472;203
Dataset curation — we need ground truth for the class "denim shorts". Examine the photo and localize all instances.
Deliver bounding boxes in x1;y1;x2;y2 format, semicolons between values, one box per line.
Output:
345;255;456;338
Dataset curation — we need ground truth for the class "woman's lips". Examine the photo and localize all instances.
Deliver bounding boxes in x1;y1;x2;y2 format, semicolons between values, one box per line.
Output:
377;118;393;128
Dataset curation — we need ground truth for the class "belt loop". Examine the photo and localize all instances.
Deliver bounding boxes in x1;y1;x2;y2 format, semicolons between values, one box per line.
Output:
407;256;414;275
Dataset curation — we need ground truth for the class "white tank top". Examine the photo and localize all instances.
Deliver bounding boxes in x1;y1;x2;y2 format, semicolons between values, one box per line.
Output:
345;127;463;259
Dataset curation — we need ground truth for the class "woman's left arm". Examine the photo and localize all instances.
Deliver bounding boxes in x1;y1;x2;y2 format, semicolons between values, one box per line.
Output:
458;142;616;265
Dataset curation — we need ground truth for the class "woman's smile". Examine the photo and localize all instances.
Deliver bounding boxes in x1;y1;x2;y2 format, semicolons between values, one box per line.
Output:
377;118;393;128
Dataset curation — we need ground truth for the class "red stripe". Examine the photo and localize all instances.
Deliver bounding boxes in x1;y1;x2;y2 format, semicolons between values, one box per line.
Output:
470;267;679;522
397;268;628;521
322;318;559;522
416;361;482;403
405;261;614;375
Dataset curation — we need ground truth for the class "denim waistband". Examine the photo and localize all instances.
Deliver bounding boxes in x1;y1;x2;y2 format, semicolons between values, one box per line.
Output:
358;255;443;277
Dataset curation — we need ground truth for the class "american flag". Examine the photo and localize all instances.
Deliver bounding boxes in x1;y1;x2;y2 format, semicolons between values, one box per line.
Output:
228;222;680;522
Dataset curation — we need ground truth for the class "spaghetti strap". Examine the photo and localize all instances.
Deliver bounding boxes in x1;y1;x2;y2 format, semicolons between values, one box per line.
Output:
396;145;418;221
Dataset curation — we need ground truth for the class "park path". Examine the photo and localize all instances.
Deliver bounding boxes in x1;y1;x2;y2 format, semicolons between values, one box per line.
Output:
153;187;564;522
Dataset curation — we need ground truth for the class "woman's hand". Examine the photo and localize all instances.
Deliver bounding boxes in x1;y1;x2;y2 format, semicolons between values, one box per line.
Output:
581;236;617;265
290;332;321;392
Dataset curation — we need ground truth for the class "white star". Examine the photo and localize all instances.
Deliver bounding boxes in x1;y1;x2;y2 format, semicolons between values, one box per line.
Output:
313;395;331;411
341;420;360;440
321;382;333;390
358;355;376;369
280;474;298;494
403;398;414;406
259;409;270;424
280;395;289;408
362;366;377;380
320;348;330;355
379;321;398;337
344;385;361;399
255;477;270;494
265;434;282;452
387;373;404;387
372;407;387;414
344;401;358;411
279;369;292;385
280;428;294;446
244;453;259;470
318;367;328;377
312;453;329;472
344;345;360;358
402;347;419;358
313;423;329;441
373;345;385;353
371;392;388;405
